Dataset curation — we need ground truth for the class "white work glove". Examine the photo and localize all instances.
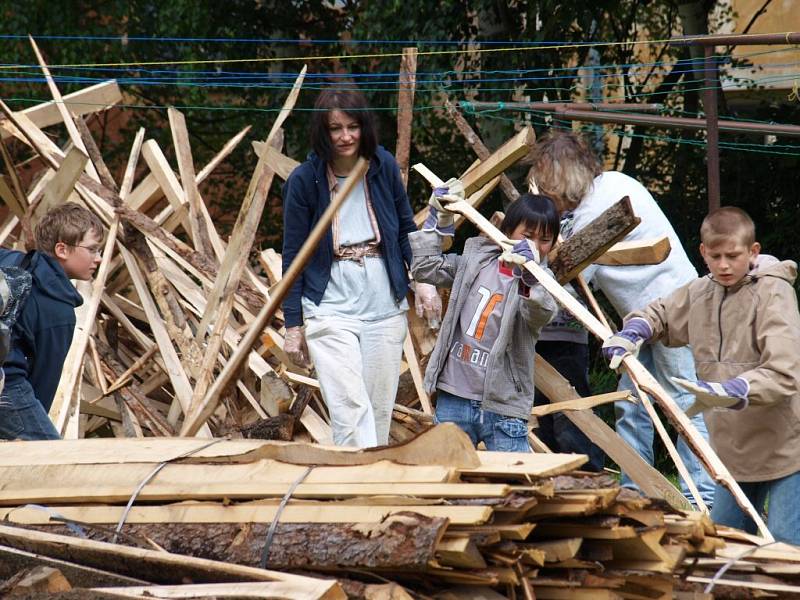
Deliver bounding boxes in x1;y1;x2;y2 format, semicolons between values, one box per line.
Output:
284;326;309;367
414;282;442;329
672;376;749;418
422;177;464;236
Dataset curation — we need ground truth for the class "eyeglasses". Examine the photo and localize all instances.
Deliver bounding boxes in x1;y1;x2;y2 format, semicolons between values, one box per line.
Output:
67;243;102;257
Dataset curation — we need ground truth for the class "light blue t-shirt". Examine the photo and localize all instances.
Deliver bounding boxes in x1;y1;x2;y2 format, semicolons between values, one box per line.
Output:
302;176;409;321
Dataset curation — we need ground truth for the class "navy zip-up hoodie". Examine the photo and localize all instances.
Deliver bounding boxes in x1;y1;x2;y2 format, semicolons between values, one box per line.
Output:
0;249;83;411
281;146;417;327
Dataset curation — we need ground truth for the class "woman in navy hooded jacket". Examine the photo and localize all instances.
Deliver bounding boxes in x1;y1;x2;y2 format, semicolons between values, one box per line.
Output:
281;89;421;448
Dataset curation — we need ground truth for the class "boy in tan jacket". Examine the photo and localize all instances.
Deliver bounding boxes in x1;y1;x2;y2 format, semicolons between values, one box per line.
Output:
603;207;800;544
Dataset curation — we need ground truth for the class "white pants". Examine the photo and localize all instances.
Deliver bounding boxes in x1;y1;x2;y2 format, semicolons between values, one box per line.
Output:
305;312;407;448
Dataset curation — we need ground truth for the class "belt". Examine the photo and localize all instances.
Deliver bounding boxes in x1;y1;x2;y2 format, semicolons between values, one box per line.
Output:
334;242;382;265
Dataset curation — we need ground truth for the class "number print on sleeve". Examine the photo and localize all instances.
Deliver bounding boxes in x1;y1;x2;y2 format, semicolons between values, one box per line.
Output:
465;286;504;341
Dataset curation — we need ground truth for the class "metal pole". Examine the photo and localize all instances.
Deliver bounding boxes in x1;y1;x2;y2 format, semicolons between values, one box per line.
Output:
467;104;800;137
674;31;800;46
704;46;721;212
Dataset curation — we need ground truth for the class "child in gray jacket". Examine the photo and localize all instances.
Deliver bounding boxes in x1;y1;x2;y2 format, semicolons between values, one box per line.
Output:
410;193;558;451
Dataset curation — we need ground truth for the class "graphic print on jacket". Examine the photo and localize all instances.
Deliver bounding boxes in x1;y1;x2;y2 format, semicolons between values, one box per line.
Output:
437;259;515;401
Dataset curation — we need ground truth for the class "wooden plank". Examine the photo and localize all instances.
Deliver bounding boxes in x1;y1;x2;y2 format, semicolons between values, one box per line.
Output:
395;47;417;187
459;125;534;196
91;581;345;600
0;459;453;491
443;195;772;540
0;175;27;219
0;504;493;526
28;35;100;181
0;424;479;468
436;536;487;569
460;451;587;479
595;235;671;266
140;139;192;236
531;390;632;417
547;195;640;284
0;480;504;505
168;107;215;257
35;146;89;220
0;524;345;596
250;142;300;180
1;81;121;140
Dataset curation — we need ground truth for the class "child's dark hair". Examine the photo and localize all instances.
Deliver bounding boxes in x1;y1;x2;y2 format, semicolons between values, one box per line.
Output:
500;194;560;240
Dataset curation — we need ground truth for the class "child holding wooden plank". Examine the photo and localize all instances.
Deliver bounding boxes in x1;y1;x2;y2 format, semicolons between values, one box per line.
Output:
0;202;104;440
603;207;800;543
410;193;558;452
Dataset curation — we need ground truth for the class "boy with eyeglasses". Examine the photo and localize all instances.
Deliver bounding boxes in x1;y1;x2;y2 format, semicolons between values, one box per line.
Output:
0;202;104;440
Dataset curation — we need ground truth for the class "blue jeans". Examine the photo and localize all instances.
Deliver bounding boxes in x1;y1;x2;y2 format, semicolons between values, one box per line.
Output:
615;343;715;507
435;390;530;452
711;472;800;545
0;380;60;440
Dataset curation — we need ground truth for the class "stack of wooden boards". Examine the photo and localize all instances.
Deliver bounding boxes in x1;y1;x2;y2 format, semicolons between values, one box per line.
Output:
2;426;799;598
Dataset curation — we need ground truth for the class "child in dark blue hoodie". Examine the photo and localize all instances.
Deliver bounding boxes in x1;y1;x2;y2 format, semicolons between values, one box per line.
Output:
0;202;104;440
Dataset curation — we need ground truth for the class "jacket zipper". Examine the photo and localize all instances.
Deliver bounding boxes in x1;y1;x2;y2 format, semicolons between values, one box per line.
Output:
717;287;728;361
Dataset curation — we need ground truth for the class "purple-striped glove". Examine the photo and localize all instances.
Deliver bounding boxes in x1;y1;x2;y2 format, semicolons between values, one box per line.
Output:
672;376;749;417
500;239;541;287
601;317;652;369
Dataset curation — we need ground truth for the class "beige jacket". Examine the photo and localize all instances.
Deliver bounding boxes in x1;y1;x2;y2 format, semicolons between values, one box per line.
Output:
630;256;800;482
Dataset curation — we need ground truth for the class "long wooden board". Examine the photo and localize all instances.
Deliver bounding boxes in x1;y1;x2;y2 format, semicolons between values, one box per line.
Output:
0;504;493;526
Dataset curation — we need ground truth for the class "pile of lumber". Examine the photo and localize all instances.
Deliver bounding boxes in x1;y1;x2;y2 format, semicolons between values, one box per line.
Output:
1;426;799;599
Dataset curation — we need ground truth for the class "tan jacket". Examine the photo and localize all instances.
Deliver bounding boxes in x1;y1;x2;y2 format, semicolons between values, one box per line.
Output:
630;256;800;482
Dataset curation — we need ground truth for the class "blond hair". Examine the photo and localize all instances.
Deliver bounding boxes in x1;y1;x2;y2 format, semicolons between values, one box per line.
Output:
35;202;104;256
527;130;601;212
700;206;756;247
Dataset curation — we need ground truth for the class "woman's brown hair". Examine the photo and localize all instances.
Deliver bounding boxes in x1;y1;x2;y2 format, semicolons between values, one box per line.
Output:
310;89;378;163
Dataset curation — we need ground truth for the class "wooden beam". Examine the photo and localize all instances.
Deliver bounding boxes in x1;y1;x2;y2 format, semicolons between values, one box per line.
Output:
0;504;493;526
28;35;100;181
140;139;192;236
0;423;479;468
168;108;216;258
531;390;633;417
547;195;640;284
91;581;346;599
0;81;121;140
34;147;88;220
460;125;534;196
395;47;418;187
250;142;300;181
594;235;671;266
